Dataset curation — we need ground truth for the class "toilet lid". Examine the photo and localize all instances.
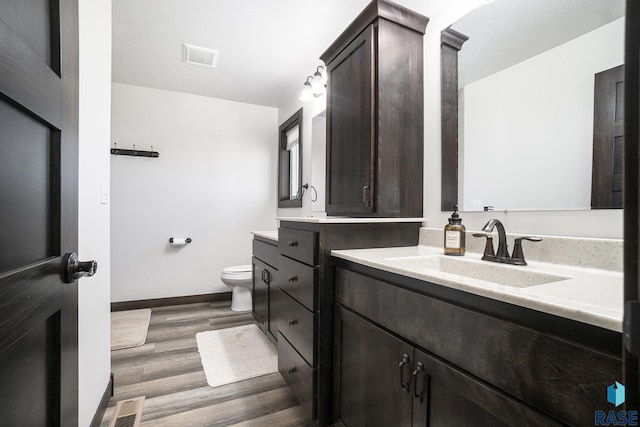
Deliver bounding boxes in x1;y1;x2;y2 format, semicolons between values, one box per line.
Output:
222;264;252;274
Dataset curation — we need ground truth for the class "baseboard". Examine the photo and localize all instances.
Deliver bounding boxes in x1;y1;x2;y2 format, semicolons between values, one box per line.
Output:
111;292;232;312
90;373;114;427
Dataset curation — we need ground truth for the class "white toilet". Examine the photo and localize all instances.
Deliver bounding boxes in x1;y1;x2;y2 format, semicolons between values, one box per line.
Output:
220;265;253;311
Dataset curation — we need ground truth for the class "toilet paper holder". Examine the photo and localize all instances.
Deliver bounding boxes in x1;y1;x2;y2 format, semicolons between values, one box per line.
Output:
169;237;192;244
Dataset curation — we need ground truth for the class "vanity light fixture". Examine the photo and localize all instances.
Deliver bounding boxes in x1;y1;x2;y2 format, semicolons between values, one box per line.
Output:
300;65;327;102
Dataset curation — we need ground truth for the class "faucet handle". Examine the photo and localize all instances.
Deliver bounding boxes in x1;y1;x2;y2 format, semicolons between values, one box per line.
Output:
472;233;496;260
511;236;542;266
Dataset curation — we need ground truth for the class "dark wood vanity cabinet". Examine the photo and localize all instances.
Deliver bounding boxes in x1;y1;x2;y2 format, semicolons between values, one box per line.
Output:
333;264;622;426
252;236;279;343
320;0;428;218
334;307;559;427
277;220;421;425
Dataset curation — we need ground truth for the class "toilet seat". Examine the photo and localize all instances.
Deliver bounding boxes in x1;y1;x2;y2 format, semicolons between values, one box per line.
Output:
221;265;252;280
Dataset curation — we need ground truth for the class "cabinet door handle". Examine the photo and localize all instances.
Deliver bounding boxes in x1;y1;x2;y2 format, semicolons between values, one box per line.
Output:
261;268;267;282
287;240;298;247
398;353;410;392
288;276;298;283
287;367;297;375
363;184;371;206
264;269;271;284
287;319;298;326
412;362;425;402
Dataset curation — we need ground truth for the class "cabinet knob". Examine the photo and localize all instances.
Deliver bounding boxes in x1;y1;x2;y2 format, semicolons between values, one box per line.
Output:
287;319;298;326
287;240;298;247
288;276;298;283
287;367;297;375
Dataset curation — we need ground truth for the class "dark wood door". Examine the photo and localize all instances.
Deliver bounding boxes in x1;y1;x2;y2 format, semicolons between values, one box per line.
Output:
0;1;80;426
333;306;413;426
414;349;562;427
326;26;376;216
592;64;624;208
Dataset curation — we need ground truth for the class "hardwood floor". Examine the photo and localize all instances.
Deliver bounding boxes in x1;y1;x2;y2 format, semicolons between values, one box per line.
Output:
100;301;308;427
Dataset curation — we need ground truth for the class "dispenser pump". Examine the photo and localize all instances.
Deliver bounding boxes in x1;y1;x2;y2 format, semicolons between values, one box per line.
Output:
444;204;466;256
449;205;462;224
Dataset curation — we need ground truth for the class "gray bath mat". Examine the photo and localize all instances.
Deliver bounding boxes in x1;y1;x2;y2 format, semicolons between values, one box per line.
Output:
111;309;152;350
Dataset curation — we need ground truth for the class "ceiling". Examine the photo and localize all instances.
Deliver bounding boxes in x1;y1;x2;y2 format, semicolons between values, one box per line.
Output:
112;0;375;109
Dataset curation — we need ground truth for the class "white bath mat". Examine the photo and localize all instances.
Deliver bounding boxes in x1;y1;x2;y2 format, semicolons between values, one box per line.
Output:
196;324;278;388
111;309;152;350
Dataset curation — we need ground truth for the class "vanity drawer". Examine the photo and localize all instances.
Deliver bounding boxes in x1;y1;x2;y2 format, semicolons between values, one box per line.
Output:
279;290;315;366
253;239;279;269
278;332;316;420
278;255;316;311
279;228;318;266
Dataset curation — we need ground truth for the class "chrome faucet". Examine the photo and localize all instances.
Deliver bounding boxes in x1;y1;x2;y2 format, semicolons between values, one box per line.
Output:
473;219;542;266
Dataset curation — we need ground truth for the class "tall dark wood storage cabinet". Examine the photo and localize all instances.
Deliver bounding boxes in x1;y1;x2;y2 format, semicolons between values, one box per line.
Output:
320;0;428;217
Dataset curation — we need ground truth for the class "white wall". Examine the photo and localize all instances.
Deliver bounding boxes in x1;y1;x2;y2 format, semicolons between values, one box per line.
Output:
461;18;624;211
277;0;623;238
110;84;278;302
78;0;112;425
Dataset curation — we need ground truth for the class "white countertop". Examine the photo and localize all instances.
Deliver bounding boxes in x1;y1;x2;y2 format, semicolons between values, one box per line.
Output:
277;216;424;224
331;245;623;332
251;230;278;242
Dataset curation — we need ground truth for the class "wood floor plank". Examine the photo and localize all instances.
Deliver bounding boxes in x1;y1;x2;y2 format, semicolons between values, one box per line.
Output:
110;342;156;362
140;373;288;422
257;385;302;414
140;394;265;427
112;366;144;388
154;336;197;353
102;302;305;427
228;405;311;427
141;352;204;381
145;318;212;342
113;371;207;402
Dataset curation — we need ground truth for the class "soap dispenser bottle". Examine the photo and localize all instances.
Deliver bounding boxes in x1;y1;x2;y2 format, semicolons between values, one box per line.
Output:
444;205;466;256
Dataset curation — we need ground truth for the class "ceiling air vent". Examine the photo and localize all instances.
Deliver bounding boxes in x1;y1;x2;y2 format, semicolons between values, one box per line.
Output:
183;43;219;68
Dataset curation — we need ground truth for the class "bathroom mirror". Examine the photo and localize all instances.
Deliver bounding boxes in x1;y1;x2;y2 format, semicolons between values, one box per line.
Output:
311;110;326;212
278;108;303;208
441;0;625;212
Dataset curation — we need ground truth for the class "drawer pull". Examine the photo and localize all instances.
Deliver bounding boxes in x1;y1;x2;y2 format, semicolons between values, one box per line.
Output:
288;367;297;375
412;362;425;402
399;354;410;392
288;276;298;283
287;240;298;247
287;319;298;326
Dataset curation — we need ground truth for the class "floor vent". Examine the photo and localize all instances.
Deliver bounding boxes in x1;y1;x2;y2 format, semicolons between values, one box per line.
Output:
108;396;145;427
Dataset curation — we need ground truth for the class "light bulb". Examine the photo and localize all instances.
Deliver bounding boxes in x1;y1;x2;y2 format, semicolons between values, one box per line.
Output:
311;68;326;96
300;82;314;102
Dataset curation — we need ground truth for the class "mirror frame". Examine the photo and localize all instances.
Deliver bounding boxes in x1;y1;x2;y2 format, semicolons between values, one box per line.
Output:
440;27;468;211
278;108;303;208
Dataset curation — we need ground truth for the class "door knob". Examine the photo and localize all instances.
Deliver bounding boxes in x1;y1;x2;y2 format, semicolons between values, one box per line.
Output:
62;252;98;283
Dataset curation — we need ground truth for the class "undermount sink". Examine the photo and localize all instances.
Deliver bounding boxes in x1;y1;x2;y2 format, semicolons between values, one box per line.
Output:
384;255;570;288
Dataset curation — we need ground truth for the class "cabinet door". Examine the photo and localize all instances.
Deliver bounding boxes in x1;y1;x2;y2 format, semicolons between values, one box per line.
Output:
412;349;562;427
252;257;268;332
326;25;376;215
334;306;413;426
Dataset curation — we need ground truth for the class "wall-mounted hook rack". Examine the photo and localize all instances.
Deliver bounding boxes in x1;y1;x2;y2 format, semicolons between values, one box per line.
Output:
111;143;159;158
